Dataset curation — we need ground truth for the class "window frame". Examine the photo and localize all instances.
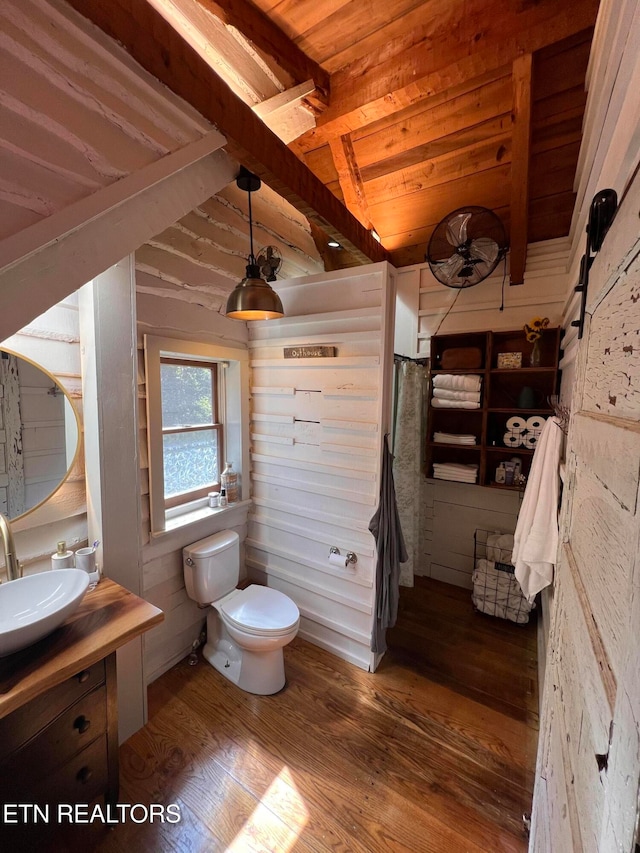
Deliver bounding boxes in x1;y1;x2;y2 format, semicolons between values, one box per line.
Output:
159;357;224;509
144;335;249;535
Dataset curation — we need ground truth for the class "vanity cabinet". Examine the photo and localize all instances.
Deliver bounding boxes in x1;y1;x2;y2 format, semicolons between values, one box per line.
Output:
426;327;561;488
0;655;117;808
0;578;162;838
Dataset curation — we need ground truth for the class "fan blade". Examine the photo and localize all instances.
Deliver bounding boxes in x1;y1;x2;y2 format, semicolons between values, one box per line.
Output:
446;212;472;247
469;237;499;265
435;254;465;282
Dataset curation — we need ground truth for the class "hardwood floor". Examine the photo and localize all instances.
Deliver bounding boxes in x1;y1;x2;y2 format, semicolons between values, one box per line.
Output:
44;578;538;853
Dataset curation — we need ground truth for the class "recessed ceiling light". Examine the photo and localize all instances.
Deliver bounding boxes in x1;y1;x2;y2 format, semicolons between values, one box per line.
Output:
370;229;381;243
327;239;341;249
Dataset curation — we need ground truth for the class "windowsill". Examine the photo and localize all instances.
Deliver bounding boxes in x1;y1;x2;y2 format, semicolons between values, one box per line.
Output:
160;498;252;535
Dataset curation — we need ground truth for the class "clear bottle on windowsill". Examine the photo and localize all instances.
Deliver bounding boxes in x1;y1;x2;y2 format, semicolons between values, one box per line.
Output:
220;462;238;504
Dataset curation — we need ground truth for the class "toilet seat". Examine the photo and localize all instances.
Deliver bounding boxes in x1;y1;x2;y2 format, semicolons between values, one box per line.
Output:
219;585;299;636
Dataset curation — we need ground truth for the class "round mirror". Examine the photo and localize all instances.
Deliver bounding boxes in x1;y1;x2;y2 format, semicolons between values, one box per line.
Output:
0;348;80;521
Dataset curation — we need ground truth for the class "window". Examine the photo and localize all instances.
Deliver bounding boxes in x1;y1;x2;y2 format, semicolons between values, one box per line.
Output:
160;358;223;508
144;336;249;534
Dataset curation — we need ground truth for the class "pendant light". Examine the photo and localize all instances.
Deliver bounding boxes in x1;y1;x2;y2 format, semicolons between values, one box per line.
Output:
225;167;284;320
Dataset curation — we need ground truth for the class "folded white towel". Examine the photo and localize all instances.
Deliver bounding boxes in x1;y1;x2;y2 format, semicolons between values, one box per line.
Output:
436;440;476;445
433;462;478;473
433;435;477;445
433;471;477;481
433;374;482;392
434;431;477;441
433;388;481;402
431;397;480;409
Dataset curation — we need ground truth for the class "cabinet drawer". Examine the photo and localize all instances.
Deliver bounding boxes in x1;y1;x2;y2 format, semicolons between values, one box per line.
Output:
0;660;105;761
34;735;109;808
0;686;107;788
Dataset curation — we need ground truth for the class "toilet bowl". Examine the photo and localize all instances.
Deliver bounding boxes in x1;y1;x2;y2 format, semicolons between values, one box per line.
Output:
183;531;299;695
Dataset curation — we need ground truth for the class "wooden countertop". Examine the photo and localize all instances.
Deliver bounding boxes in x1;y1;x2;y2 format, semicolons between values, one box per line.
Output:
0;578;163;719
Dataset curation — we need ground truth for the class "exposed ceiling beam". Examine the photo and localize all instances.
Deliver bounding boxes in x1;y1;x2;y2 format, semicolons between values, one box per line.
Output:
194;0;330;100
64;0;386;266
253;80;316;143
296;0;599;150
253;80;316;119
328;134;373;230
148;0;283;104
0;138;235;342
509;53;533;286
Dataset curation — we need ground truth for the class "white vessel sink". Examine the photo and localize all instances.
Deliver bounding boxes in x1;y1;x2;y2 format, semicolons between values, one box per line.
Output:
0;569;90;657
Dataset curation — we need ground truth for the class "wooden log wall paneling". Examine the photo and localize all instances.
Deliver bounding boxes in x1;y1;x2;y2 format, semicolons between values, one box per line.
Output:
246;263;395;671
0;0;212;244
530;151;640;851
1;295;86;576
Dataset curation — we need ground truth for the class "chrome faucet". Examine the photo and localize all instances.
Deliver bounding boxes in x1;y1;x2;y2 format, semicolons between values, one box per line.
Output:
0;511;21;581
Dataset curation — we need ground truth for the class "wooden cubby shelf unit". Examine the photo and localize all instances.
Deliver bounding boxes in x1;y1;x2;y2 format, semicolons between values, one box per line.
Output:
426;328;561;489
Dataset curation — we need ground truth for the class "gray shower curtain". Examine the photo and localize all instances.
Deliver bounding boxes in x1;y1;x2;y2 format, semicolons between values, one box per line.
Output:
392;359;428;587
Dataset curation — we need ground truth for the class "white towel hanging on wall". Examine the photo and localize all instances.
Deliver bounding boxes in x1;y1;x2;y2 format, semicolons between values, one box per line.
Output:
513;417;563;600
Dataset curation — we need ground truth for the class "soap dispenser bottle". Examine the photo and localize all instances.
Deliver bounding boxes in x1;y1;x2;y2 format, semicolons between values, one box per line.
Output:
51;540;74;569
220;462;238;504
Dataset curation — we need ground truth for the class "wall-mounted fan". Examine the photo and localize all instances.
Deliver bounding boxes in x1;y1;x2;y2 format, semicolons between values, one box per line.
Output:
256;246;283;281
426;206;508;288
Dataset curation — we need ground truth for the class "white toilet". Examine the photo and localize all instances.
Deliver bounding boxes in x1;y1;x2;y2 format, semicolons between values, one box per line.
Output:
183;530;299;695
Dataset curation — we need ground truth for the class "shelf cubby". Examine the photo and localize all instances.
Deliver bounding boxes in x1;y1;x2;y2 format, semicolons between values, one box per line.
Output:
426;327;561;488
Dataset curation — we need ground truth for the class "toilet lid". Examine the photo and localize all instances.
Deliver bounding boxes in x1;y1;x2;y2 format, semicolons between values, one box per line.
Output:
220;585;299;635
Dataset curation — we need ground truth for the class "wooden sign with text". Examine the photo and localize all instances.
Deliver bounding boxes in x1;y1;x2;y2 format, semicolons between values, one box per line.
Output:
284;346;336;359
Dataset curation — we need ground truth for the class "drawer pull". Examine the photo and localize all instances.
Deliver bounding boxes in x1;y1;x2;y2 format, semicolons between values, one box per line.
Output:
73;715;91;734
76;670;91;684
77;766;93;784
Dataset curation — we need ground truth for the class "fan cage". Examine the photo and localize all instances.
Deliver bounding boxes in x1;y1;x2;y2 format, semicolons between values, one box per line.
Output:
427;206;508;289
256;245;283;282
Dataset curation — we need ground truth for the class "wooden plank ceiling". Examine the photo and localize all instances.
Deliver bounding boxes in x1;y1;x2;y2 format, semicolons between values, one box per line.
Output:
256;0;599;277
70;0;600;277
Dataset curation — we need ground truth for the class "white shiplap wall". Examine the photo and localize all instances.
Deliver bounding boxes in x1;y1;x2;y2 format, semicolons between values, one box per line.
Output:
395;238;569;588
422;480;521;589
134;173;324;683
136;281;250;685
246;263;396;671
395;237;571;360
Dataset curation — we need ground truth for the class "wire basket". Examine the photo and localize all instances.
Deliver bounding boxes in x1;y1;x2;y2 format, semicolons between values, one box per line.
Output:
472;529;534;624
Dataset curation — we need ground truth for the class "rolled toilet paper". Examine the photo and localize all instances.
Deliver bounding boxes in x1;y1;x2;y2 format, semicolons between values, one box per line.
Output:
526;416;546;431
329;552;348;568
506;416;527;432
503;431;523;447
523;432;538;449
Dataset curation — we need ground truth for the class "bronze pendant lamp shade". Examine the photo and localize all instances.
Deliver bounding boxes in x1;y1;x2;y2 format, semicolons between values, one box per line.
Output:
225;168;284;320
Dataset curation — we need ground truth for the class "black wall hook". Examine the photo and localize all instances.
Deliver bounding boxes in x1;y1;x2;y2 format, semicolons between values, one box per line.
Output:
571;189;617;339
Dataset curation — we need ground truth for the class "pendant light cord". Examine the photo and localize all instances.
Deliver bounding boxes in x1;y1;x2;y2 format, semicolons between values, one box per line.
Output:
247;188;255;264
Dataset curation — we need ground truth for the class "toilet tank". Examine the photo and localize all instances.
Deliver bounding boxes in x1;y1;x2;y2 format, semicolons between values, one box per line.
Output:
183;530;239;605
